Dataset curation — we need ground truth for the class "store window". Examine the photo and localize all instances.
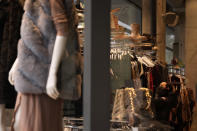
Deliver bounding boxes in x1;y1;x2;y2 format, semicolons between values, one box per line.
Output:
1;0;196;131
108;0;194;131
63;0;196;131
166;27;175;64
110;0;159;130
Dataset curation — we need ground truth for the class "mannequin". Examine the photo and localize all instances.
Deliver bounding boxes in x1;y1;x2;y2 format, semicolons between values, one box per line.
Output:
9;36;67;131
8;0;81;131
8;34;68;99
46;36;67;99
111;8;120;30
113;24;147;43
110;8;125;34
130;24;147;43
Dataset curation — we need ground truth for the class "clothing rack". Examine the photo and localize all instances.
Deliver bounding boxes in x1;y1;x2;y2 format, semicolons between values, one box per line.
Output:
110;46;156;69
110;39;155;57
169;73;186;88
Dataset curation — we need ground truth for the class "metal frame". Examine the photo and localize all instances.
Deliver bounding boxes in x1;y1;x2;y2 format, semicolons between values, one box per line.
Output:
83;0;111;131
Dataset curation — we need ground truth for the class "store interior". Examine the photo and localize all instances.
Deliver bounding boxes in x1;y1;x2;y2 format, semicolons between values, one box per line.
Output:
0;0;197;131
67;0;197;130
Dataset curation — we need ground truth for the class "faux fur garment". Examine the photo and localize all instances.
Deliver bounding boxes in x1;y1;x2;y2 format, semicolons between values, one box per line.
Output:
15;0;81;95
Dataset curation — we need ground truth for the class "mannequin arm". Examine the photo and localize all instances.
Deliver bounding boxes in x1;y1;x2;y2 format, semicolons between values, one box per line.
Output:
46;36;67;99
8;58;18;85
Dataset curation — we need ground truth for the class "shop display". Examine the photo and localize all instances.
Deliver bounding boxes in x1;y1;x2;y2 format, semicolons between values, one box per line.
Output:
0;0;195;130
112;88;153;124
109;12;195;130
109;44;195;130
8;0;82;131
63;4;195;130
113;24;147;43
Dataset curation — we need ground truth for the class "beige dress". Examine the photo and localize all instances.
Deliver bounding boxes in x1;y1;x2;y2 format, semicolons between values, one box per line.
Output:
11;94;63;131
11;0;69;130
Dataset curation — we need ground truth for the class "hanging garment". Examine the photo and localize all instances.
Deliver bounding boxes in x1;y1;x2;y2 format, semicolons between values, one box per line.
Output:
152;64;168;97
170;75;181;92
131;61;142;89
149;72;154;93
110;55;132;90
187;88;195;127
154;86;171;122
0;0;23;108
141;56;155;67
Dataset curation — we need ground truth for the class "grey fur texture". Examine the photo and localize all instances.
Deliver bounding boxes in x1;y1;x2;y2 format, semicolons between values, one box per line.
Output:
14;0;81;96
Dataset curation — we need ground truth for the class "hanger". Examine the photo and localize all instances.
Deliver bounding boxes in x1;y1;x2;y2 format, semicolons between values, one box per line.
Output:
110;46;134;60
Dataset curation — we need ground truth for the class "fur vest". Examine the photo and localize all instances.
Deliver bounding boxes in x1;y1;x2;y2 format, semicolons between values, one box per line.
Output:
14;0;81;95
